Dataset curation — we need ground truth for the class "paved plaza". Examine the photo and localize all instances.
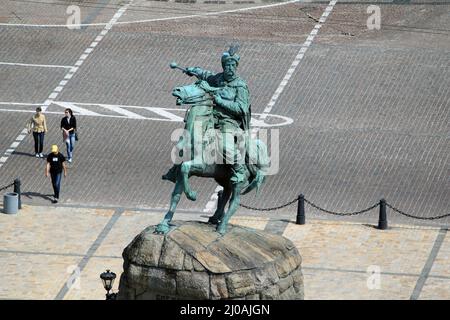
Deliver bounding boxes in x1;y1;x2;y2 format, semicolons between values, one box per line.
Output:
0;204;448;300
0;0;449;300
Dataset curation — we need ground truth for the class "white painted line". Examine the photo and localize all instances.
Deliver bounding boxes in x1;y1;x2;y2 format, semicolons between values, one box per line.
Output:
42;100;52;107
0;108;126;118
59;80;68;86
0;105;294;127
0;157;8;163
10;142;19;149
49;92;58;99
144;107;184;122
0;62;74;69
0;0;301;28
0;1;134;171
53;101;102;116
0;102;41;106
203;186;223;213
99;104;146;119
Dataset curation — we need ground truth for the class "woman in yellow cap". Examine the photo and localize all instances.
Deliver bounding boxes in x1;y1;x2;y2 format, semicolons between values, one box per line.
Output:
45;145;67;204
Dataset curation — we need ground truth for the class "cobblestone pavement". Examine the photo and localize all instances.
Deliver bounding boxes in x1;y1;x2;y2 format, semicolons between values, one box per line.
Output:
0;204;448;300
0;0;448;229
1;0;448;300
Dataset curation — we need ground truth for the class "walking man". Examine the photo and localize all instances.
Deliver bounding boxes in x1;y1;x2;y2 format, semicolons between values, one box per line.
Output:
46;145;67;204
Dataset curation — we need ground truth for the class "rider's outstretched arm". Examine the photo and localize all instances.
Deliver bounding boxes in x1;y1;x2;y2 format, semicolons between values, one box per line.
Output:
186;67;215;80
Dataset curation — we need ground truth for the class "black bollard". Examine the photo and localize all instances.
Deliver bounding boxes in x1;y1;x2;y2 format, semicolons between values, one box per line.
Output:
296;194;305;225
378;199;388;230
13;178;21;210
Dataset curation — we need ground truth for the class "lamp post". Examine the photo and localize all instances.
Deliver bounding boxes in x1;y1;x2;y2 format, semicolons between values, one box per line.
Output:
100;269;117;300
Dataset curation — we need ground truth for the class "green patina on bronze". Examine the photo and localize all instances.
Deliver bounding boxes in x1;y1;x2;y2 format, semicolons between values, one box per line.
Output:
158;46;269;235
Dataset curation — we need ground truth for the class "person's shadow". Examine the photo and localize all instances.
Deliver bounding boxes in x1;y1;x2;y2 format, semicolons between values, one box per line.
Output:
11;151;36;157
22;192;54;202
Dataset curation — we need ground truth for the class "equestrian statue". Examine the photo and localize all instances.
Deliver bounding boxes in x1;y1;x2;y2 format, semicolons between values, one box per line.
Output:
156;46;269;235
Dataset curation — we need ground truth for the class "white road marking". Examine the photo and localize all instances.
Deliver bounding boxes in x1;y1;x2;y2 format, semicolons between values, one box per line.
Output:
0;102;41;106
202;0;339;213
143;107;184;122
0;1;134;170
53;101;101;116
0;102;293;126
0;0;301;28
99;104;147;119
0;62;74;69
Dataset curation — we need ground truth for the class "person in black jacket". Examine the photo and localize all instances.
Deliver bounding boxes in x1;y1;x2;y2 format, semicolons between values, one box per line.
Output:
46;144;67;204
60;108;77;163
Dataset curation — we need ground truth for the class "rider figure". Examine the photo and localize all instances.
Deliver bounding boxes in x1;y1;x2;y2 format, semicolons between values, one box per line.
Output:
185;48;251;185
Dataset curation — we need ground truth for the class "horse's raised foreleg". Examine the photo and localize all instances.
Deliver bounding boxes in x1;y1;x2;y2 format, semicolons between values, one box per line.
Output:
208;187;231;225
216;183;241;235
155;176;183;234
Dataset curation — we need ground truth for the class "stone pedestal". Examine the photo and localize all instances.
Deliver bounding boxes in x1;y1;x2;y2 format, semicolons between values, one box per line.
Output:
118;221;303;300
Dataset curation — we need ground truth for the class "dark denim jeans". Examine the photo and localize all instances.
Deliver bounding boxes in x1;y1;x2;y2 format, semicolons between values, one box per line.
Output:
33;132;45;154
50;172;62;199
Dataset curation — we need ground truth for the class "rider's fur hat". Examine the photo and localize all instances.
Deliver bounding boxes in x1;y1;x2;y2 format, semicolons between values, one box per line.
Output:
221;44;240;67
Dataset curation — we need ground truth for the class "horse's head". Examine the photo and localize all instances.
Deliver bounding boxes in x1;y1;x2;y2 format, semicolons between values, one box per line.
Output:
172;80;218;105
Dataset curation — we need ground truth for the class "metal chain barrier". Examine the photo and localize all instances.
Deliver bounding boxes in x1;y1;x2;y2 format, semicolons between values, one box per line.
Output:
386;203;450;221
0;182;14;192
304;198;379;216
239;195;300;212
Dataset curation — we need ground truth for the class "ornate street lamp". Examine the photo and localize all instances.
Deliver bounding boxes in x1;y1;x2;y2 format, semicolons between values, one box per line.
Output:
100;269;117;300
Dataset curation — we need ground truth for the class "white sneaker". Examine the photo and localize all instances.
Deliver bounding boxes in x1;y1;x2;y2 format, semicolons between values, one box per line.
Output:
35;154;39;158
39;153;44;158
68;158;72;163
